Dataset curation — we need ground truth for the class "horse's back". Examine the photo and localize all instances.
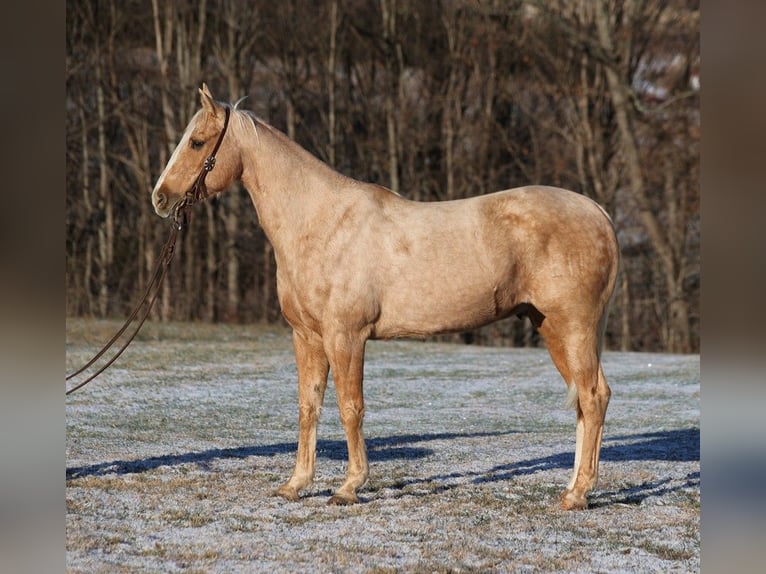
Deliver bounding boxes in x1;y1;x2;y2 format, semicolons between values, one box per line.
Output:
365;185;618;339
479;185;612;226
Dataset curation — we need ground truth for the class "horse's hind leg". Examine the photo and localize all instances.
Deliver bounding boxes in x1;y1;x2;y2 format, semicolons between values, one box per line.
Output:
539;318;611;510
562;363;610;510
275;329;329;501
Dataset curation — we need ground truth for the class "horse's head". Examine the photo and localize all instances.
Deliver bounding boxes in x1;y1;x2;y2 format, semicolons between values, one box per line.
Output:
152;83;239;218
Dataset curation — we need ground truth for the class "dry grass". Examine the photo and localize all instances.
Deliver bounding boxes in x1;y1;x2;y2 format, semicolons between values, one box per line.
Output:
66;318;700;573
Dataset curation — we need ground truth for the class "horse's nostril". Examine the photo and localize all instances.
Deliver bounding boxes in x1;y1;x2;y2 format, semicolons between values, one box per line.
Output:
155;192;167;209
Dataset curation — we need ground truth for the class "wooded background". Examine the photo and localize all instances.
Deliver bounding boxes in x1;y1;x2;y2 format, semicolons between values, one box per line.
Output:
65;0;699;353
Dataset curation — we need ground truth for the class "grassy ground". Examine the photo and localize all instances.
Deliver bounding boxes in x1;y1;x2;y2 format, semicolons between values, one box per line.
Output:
66;319;700;573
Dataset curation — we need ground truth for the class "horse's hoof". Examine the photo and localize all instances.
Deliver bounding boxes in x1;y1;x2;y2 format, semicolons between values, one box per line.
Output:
274;485;300;502
327;492;357;506
559;489;587;511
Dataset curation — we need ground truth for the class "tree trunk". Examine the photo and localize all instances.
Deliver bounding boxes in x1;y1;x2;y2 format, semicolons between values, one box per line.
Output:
79;97;94;316
218;9;245;323
95;64;113;317
380;0;401;192
620;274;631;351
261;242;273;322
479;23;497;193
204;202;217;323
152;0;176;322
593;0;686;352
328;0;339;167
223;189;241;322
441;8;463;200
662;156;691;352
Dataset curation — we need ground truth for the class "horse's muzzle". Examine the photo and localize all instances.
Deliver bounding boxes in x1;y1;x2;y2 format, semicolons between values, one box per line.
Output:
151;187;175;218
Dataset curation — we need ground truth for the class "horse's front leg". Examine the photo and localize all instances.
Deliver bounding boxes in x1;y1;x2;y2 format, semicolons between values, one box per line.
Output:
324;332;368;505
275;329;329;502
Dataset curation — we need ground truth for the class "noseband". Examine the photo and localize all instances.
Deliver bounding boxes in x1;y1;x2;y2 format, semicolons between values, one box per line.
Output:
66;105;231;395
173;105;231;229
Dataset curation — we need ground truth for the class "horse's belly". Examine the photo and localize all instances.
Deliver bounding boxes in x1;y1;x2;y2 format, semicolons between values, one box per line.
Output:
373;283;514;339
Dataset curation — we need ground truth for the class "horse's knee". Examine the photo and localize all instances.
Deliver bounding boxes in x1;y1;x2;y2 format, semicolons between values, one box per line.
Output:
299;401;316;416
338;401;365;429
298;402;321;425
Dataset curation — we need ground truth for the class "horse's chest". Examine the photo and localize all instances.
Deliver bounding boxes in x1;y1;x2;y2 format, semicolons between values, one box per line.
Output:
276;266;339;332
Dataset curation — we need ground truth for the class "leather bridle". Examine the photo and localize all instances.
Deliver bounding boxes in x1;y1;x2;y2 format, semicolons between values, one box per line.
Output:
66;105;231;395
173;105;231;228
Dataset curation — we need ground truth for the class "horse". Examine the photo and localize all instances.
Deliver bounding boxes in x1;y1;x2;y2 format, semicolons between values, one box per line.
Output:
152;83;620;510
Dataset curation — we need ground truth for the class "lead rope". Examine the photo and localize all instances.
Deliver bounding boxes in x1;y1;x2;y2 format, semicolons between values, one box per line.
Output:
66;106;230;395
65;213;183;395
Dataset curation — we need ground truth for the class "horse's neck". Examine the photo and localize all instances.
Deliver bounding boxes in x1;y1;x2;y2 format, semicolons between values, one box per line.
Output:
239;120;348;254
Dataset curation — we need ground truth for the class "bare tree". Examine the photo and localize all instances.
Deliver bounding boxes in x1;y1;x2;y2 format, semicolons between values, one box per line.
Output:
66;0;698;352
212;0;263;321
593;0;696;352
379;0;405;192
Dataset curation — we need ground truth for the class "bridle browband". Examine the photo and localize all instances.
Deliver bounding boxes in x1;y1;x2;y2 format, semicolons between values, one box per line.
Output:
66;105;232;395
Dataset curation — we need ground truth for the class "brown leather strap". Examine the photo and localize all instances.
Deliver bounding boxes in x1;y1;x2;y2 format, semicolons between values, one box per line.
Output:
65;225;179;395
185;105;231;207
66;105;231;395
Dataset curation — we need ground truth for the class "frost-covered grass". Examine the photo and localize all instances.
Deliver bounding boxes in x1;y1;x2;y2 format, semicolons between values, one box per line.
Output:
66;319;700;573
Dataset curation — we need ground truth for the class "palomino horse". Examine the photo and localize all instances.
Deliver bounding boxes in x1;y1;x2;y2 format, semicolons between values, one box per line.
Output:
152;84;620;510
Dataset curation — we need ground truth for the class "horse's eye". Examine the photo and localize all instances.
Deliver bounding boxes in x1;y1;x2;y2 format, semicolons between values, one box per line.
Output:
190;139;205;150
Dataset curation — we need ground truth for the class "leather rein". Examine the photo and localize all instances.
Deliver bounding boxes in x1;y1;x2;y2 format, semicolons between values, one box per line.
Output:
66;106;231;395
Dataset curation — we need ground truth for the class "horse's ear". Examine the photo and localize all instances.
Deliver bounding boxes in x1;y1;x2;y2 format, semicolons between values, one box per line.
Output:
199;82;218;116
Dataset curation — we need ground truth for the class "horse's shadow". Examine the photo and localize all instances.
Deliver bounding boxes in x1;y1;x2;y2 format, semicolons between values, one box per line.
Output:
65;430;510;479
449;428;699;506
66;428;699;506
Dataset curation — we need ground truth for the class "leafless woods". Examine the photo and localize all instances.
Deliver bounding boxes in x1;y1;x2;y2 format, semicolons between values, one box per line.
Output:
65;0;699;353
